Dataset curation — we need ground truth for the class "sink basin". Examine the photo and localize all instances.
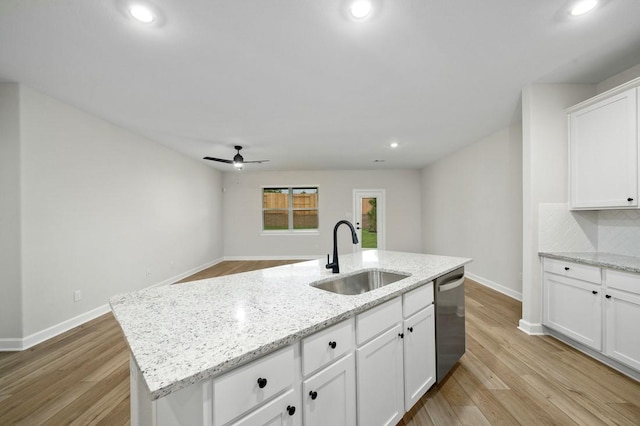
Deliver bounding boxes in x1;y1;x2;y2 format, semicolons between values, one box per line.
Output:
311;270;410;295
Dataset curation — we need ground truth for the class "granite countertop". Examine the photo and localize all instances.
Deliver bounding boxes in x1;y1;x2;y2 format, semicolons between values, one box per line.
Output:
109;250;470;400
539;251;640;274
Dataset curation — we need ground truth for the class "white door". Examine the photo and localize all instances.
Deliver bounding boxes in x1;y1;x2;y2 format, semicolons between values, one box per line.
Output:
353;189;385;251
403;305;435;410
356;324;404;426
302;353;356;426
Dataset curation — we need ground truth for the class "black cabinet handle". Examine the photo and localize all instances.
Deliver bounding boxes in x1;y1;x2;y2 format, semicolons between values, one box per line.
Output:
309;391;318;400
564;267;570;271
628;198;634;202
287;405;296;416
606;295;612;299
592;290;598;295
328;341;337;349
257;378;267;389
398;333;404;339
407;327;414;333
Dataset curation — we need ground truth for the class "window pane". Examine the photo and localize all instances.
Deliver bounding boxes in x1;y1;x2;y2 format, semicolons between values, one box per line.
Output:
293;210;318;230
292;188;318;209
263;188;289;209
263;210;289;230
361;197;377;248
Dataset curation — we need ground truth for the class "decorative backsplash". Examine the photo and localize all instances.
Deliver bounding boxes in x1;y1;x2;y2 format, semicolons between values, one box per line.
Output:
598;210;640;257
539;203;640;257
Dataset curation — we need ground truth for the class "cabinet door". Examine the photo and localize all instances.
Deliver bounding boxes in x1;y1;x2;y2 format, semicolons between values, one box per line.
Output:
569;87;638;209
356;324;404;426
543;273;602;350
230;388;300;426
604;289;640;371
403;305;435;411
302;353;356;426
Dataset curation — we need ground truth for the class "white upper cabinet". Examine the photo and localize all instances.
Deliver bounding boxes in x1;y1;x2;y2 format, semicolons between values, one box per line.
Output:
569;87;639;210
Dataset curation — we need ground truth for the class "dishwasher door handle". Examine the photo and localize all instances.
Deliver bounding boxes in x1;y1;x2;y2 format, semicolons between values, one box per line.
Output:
437;277;465;292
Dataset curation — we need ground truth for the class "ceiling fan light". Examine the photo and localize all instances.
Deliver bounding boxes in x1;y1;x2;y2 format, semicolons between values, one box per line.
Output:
233;162;243;170
129;4;155;23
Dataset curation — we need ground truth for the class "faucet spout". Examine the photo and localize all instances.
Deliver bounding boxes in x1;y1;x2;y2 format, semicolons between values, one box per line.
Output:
326;220;359;274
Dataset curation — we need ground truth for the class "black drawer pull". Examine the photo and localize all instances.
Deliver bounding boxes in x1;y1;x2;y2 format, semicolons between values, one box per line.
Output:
628;198;634;202
564;267;570;271
309;390;318;400
606;295;612;299
257;377;267;388
407;327;414;333
592;290;598;295
398;333;404;339
328;341;337;349
287;405;296;416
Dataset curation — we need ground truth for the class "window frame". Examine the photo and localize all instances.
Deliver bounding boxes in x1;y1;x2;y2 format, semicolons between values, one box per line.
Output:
261;186;319;235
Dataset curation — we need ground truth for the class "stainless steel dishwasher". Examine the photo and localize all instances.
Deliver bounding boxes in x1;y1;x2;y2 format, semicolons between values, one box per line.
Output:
434;266;466;382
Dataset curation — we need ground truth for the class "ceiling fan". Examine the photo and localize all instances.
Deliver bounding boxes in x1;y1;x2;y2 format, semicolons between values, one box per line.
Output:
203;145;269;169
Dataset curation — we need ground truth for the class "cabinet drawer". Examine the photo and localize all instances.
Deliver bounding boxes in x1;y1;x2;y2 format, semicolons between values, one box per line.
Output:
229;388;300;426
356;297;402;346
213;345;295;426
606;269;640;295
302;318;354;377
403;282;433;318
544;258;601;284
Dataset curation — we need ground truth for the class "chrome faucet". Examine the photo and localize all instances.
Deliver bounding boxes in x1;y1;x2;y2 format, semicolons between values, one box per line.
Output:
326;220;359;274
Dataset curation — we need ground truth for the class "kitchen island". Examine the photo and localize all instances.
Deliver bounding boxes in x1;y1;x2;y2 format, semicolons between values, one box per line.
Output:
110;250;471;425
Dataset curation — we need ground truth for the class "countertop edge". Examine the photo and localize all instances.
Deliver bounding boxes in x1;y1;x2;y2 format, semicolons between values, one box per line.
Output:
539;252;640;274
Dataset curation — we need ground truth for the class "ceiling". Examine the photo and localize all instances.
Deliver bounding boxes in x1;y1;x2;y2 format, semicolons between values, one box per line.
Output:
2;0;640;171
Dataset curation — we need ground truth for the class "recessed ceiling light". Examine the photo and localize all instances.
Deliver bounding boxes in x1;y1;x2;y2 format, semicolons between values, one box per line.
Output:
129;4;155;23
390;141;399;148
570;0;598;16
349;0;373;20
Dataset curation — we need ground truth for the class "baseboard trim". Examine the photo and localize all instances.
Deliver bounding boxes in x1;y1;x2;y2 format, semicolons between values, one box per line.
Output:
518;319;545;335
1;257;225;352
465;272;522;301
223;255;320;261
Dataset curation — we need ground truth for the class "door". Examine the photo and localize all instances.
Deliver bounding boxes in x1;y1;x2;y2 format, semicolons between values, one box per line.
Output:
403;305;435;410
353;189;385;251
302;353;356;426
356;324;404;426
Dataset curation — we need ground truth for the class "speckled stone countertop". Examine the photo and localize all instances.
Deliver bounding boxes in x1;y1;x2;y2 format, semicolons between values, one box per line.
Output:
539;252;640;274
109;250;470;400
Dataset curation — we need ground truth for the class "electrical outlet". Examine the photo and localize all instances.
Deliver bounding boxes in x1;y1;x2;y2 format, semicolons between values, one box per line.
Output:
74;290;82;302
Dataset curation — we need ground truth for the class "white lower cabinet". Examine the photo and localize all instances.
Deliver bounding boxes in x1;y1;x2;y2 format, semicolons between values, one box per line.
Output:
302;353;356;426
543;271;602;350
230;389;300;426
356;324;404;426
403;305;435;410
604;270;640;371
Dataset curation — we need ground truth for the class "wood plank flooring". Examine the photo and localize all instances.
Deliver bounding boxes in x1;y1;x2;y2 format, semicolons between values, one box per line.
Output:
1;260;639;425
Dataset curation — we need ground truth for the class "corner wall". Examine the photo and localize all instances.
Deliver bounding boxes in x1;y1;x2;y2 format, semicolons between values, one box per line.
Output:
6;85;224;345
0;84;23;341
421;125;523;299
520;83;595;334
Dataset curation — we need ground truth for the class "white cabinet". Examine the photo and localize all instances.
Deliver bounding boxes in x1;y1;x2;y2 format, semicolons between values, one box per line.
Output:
568;87;639;210
356;325;404;426
604;270;640;371
230;389;300;426
302;353;356;426
403;305;435;410
543;262;602;351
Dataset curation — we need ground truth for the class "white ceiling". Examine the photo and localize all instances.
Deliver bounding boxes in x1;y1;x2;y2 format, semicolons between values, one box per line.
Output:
2;0;640;171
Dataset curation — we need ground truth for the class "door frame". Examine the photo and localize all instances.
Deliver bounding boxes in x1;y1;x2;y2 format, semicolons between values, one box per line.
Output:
353;189;386;251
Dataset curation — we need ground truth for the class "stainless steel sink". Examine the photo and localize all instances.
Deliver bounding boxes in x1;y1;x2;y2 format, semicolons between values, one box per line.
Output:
311;270;410;295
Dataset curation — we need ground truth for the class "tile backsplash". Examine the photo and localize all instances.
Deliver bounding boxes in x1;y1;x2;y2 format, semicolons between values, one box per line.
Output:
539;203;640;257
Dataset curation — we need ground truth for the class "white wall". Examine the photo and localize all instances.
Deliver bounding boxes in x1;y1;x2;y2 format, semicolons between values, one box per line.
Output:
11;86;224;341
0;83;23;340
222;170;422;258
520;83;595;333
421;125;523;299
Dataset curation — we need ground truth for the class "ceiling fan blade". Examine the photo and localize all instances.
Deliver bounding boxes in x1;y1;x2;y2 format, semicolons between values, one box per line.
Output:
243;160;269;164
203;157;233;164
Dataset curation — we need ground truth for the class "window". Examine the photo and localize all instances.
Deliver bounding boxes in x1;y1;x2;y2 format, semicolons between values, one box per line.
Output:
263;187;318;231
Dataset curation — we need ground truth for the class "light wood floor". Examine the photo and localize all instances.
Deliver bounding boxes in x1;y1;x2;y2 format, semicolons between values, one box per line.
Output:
1;261;639;425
